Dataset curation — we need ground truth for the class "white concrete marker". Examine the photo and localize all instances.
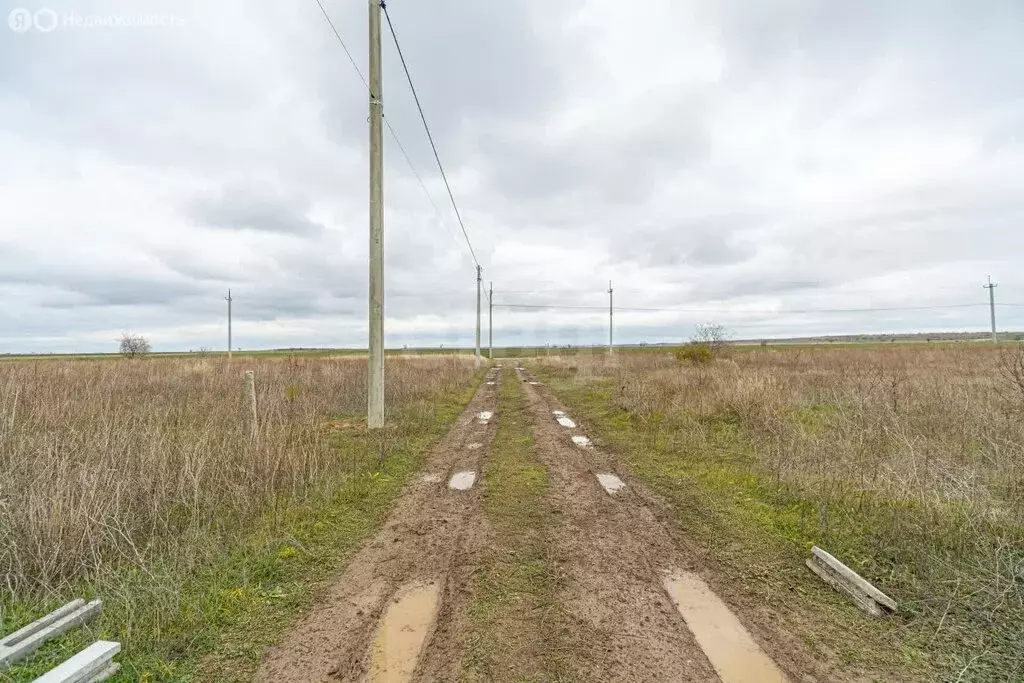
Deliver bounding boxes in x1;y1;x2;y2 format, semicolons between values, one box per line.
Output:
596;473;625;494
0;599;103;669
32;640;120;683
662;571;787;683
556;416;576;428
571;435;592;448
466;443;482;450
421;473;443;484
448;471;477;491
552;410;565;416
529;381;542;385
476;411;493;424
486;381;495;385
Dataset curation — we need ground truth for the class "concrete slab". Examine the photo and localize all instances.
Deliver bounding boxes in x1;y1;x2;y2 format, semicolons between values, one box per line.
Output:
571;435;592;448
448;471;477;491
596;473;625;494
369;582;441;683
662;571;787;683
32;640;120;683
475;411;493;424
556;416;576;428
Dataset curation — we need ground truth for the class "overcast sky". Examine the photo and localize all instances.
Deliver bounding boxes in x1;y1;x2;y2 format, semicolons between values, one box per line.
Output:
2;0;1023;352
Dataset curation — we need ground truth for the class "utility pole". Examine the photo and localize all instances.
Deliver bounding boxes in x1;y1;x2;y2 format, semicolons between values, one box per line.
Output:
608;280;614;354
367;0;385;428
488;281;493;359
226;289;233;360
984;275;998;344
475;265;482;366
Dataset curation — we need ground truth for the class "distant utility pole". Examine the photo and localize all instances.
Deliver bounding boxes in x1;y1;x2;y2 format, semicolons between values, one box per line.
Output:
984;275;998;343
475;265;482;366
608;280;614;354
226;289;233;360
367;0;385;428
488;281;493;359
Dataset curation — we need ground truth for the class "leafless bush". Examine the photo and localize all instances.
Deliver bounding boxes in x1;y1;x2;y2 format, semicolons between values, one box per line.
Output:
996;343;1024;412
118;333;151;358
0;354;474;593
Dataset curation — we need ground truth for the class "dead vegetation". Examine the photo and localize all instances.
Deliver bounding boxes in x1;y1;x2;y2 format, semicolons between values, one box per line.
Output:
537;344;1024;679
0;354;474;596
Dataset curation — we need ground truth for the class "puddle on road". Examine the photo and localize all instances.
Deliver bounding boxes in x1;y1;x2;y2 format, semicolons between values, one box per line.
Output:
596;473;625;494
662;571;787;683
556;416;577;428
448;470;477;490
369;581;441;683
476;411;493;424
571;435;592;448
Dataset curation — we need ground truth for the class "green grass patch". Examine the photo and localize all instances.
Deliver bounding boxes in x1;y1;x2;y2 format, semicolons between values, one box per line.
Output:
461;379;566;682
1;380;479;683
532;371;958;680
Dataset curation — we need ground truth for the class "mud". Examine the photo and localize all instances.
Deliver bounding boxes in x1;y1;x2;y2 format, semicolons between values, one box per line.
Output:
663;570;787;683
368;581;441;683
254;370;503;682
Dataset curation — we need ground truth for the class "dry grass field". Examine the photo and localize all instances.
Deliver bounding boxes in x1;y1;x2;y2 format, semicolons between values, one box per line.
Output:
0;354;478;681
535;344;1024;681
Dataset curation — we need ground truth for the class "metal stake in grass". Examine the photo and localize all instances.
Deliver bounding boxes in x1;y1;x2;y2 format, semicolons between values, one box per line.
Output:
244;370;258;441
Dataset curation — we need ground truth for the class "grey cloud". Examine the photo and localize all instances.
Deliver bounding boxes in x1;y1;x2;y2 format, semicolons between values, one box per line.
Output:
186;186;325;237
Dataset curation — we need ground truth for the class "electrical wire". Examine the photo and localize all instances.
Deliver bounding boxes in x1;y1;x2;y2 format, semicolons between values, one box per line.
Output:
494;302;991;315
381;1;480;267
309;0;467;256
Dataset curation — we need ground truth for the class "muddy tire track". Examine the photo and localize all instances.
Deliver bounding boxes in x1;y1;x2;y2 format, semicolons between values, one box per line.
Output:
511;368;719;682
518;367;829;682
255;367;504;683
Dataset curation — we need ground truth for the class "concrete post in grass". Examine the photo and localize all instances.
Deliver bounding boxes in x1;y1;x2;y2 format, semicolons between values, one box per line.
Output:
243;370;258;440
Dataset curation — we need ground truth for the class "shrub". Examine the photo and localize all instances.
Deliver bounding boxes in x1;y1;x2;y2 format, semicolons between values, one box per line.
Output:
118;333;151;358
675;343;714;365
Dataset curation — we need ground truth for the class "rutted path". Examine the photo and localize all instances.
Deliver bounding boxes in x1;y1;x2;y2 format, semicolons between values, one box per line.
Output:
255;362;822;682
515;366;795;682
255;365;504;682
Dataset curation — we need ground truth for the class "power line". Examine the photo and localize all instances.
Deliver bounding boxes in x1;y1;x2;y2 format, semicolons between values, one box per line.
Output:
309;0;466;256
494;302;991;315
381;1;480;267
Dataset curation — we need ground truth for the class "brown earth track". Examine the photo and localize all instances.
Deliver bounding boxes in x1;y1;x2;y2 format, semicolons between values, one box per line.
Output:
517;367;837;683
254;367;504;683
512;368;720;682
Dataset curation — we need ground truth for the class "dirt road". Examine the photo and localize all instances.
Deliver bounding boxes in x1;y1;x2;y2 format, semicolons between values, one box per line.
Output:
256;365;827;682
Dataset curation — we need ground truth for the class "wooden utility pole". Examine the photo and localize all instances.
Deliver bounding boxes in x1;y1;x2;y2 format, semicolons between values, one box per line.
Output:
368;0;385;428
984;276;998;344
488;281;493;359
226;289;233;361
608;280;614;354
475;265;482;366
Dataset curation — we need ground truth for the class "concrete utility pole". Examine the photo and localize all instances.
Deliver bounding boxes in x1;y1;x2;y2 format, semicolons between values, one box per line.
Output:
608;280;614;354
984;275;998;344
226;289;233;360
475;265;482;366
488;281;493;359
367;0;385;428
